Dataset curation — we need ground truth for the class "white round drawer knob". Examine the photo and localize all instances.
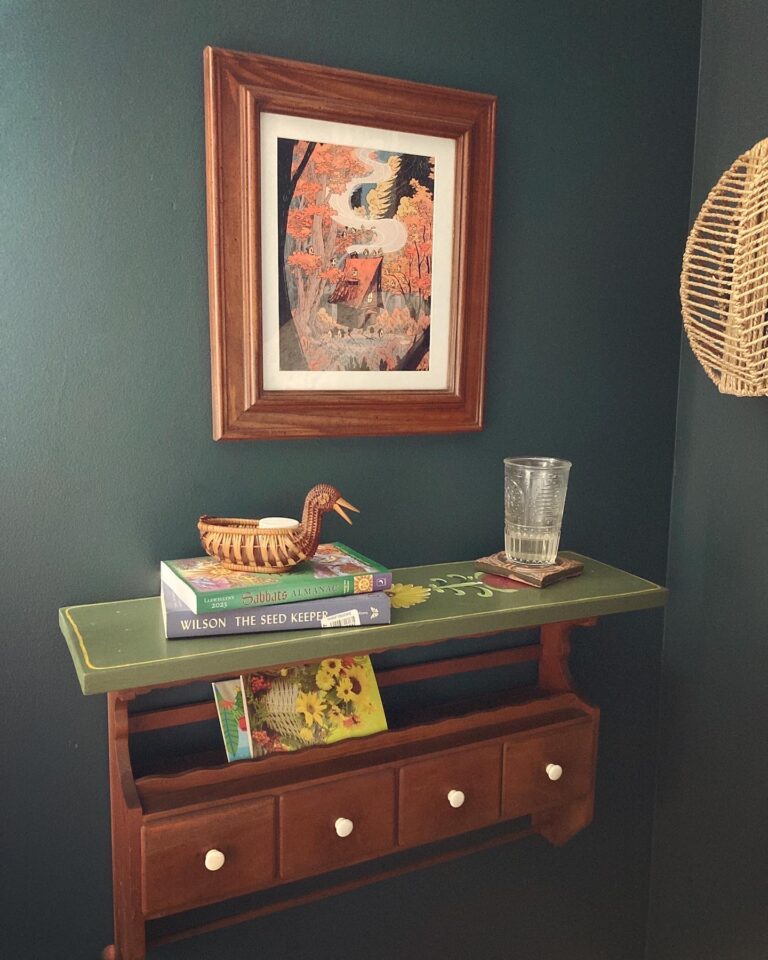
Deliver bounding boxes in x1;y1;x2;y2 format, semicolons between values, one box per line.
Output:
335;817;354;838
447;789;466;809
546;763;563;781
204;849;225;872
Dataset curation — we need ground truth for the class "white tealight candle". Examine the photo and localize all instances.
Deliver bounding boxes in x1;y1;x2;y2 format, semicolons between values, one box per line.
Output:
258;517;300;529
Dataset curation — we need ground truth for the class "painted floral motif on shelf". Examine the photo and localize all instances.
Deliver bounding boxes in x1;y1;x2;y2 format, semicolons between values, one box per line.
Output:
430;573;519;598
387;571;518;610
387;583;432;608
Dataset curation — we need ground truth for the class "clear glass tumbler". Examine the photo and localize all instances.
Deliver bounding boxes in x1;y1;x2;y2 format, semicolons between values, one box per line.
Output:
504;457;571;565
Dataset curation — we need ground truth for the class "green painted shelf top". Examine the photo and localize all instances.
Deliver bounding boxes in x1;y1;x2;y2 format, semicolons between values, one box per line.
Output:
59;553;666;695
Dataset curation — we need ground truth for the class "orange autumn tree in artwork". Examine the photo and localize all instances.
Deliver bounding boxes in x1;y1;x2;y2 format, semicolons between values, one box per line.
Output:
278;138;436;372
382;179;434;326
282;142;373;360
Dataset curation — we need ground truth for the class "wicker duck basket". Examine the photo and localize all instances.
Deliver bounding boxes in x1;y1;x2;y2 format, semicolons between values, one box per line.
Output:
681;137;768;396
197;515;291;572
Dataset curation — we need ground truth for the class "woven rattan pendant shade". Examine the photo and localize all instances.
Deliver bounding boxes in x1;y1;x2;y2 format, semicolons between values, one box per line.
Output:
681;137;768;396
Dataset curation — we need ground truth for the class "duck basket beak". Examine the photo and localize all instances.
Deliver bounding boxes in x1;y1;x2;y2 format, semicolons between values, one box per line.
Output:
333;497;359;525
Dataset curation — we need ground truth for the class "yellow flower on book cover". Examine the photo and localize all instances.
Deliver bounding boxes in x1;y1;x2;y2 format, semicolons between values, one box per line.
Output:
320;657;343;678
324;657;386;743
342;663;370;702
336;676;356;702
295;690;326;727
315;667;336;691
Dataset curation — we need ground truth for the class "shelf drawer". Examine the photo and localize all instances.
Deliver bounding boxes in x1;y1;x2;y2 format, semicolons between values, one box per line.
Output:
142;797;276;917
502;722;596;820
398;742;502;847
279;769;396;880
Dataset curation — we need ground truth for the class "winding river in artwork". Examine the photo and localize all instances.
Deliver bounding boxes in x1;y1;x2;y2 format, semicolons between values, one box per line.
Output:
328;148;407;255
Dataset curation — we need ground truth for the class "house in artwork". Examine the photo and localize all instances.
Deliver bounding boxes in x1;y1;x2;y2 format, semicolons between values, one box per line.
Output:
328;255;383;328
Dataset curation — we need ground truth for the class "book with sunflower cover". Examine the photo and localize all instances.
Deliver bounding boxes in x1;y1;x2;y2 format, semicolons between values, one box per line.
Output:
240;656;388;759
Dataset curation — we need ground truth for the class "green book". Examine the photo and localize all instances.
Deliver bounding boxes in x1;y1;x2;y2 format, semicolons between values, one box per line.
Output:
160;542;392;614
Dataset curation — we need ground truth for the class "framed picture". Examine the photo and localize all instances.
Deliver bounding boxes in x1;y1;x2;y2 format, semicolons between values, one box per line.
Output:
204;48;496;439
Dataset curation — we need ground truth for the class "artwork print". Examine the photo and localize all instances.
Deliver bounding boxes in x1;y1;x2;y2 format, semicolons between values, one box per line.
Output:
279;138;434;374
261;114;456;392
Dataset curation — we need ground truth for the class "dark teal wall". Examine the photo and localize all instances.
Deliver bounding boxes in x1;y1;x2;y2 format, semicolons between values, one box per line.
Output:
647;2;768;957
1;2;700;957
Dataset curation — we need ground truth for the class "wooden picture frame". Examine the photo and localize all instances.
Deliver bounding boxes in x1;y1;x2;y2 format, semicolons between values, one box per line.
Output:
204;47;496;440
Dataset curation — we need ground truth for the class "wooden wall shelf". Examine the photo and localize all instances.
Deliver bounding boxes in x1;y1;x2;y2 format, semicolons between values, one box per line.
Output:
59;553;666;960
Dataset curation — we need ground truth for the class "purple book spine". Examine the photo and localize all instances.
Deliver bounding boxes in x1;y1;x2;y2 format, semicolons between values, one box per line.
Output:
162;585;391;639
371;572;392;592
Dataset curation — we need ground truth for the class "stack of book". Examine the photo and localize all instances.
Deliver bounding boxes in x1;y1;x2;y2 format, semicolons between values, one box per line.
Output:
159;542;392;639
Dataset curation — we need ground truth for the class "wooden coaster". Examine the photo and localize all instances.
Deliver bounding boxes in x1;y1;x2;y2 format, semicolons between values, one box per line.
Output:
474;551;584;588
481;573;536;591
